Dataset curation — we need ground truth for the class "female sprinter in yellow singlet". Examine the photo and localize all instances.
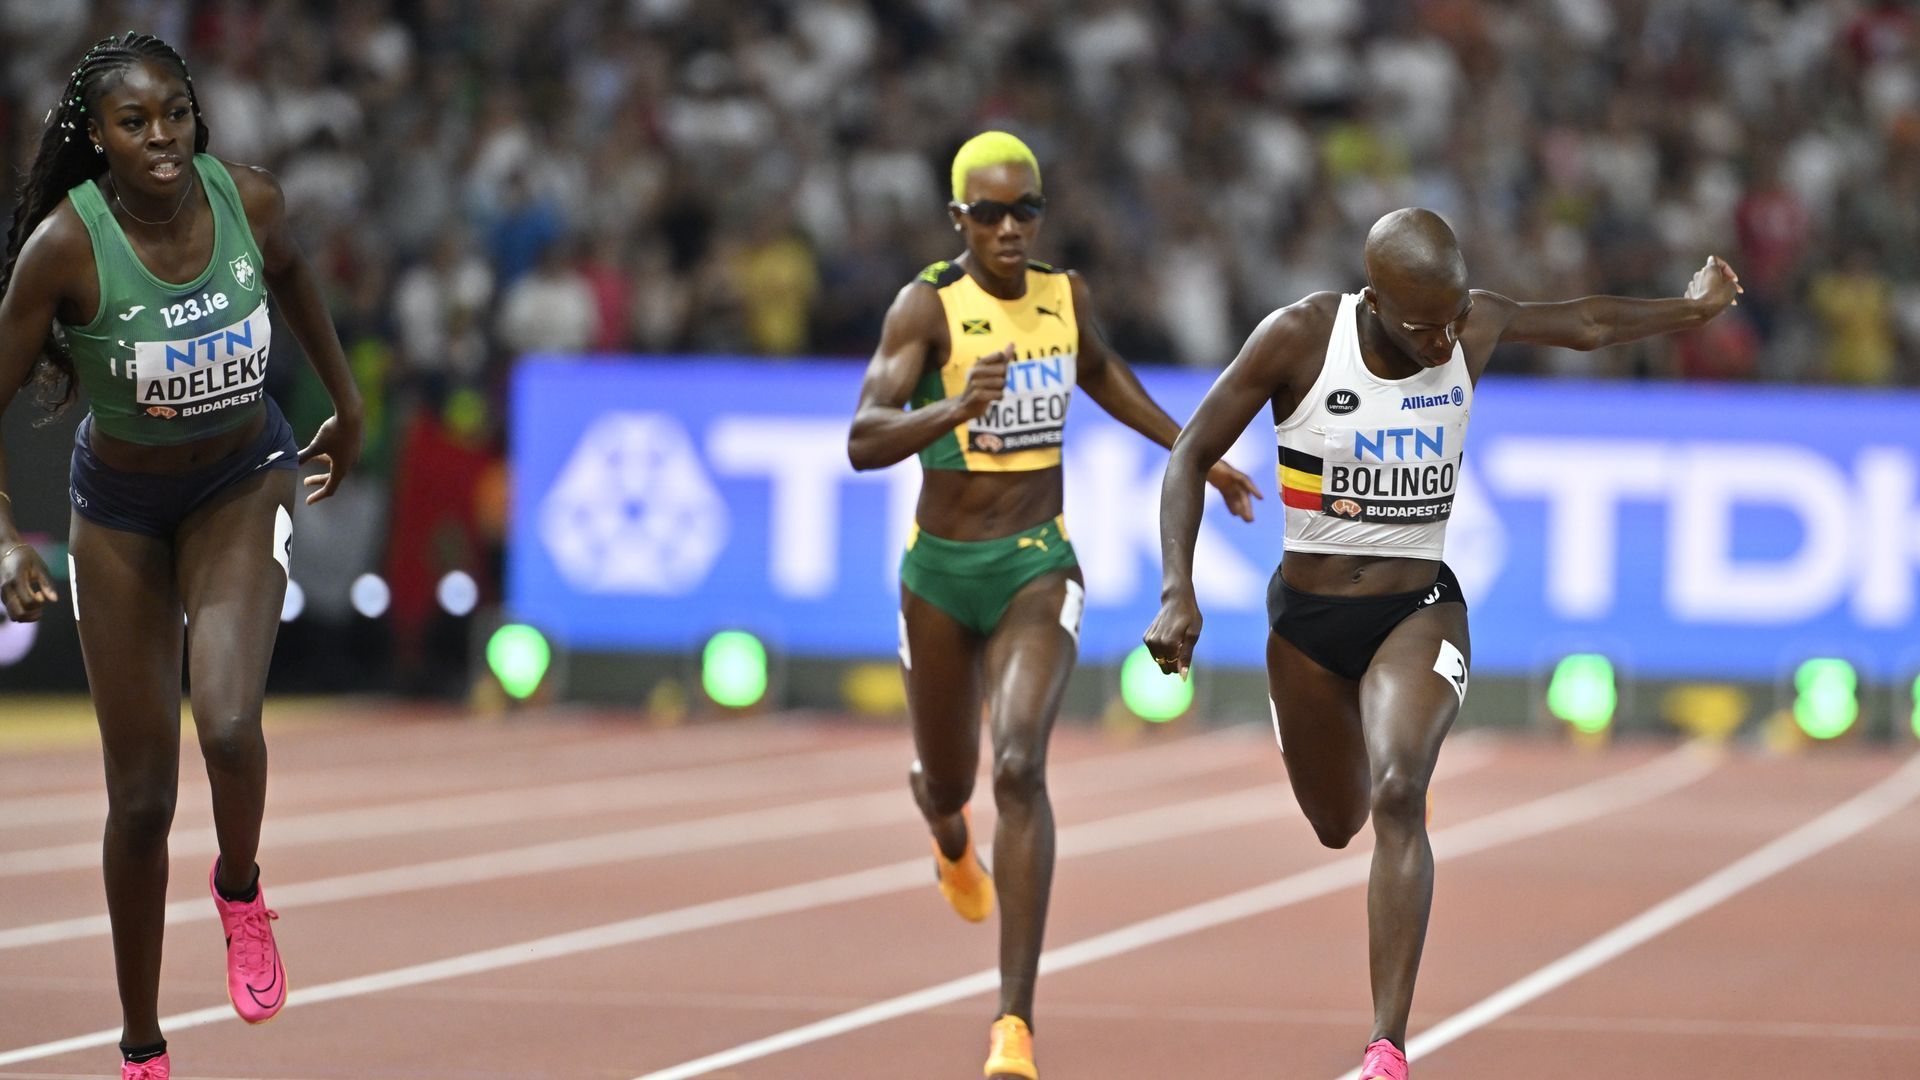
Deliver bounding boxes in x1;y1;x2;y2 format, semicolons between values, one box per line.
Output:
848;131;1261;1079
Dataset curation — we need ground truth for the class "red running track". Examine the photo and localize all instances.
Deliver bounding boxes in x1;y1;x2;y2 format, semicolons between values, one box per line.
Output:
0;706;1916;1078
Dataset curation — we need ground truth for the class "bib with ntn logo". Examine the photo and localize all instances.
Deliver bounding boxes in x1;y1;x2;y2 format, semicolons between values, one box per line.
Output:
911;260;1078;472
1275;293;1472;561
58;155;272;446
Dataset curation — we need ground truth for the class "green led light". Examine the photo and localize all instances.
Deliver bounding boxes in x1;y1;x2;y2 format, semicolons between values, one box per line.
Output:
1792;658;1858;740
444;386;488;439
1547;654;1616;735
1119;645;1193;723
486;624;551;701
1909;674;1919;741
703;631;768;708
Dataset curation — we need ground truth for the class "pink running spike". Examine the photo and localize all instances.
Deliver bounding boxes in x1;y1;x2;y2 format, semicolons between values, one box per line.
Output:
1360;1037;1409;1080
209;858;287;1023
121;1053;170;1079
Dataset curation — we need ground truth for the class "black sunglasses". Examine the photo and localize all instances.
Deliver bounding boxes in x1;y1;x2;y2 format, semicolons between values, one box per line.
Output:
951;195;1046;225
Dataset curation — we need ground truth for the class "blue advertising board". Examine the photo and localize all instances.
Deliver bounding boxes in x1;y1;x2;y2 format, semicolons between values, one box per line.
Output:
509;359;1920;680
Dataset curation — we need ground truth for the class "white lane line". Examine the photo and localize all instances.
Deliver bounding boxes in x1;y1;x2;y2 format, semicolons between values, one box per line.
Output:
0;761;1361;1067
1490;1013;1920;1043
0;791;104;832
630;744;1717;1080
0;716;832;830
0;730;1472;1065
0;741;908;877
1330;750;1920;1080
0;1074;298;1080
0;726;1262;950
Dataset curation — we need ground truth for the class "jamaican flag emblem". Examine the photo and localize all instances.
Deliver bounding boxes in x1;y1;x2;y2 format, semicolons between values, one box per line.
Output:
962;318;992;335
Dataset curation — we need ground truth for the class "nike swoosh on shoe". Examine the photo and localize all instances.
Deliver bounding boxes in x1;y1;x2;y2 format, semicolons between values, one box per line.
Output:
247;965;284;1008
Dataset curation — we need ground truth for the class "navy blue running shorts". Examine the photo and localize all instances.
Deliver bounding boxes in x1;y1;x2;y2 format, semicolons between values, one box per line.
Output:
69;398;299;537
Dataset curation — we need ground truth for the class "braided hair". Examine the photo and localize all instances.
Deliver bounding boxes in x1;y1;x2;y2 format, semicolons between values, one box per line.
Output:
1;32;210;410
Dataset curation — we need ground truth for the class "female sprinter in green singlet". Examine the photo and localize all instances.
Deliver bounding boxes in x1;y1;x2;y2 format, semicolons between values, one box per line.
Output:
848;131;1261;1080
0;33;361;1080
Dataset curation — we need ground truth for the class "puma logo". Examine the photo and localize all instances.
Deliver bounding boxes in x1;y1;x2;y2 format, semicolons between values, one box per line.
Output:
118;305;145;320
1035;305;1063;323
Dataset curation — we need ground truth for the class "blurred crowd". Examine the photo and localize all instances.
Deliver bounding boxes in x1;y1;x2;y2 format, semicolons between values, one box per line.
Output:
1;0;1915;685
6;0;1919;402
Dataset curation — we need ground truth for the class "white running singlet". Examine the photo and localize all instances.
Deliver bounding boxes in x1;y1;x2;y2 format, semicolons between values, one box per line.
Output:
1275;293;1472;561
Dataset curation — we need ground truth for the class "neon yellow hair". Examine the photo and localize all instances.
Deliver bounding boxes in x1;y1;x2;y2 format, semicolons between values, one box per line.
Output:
950;131;1041;202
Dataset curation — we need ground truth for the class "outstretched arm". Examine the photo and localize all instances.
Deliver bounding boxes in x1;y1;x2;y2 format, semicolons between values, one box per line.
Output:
234;162;363;504
1472;256;1742;359
1069;273;1260;521
1142;298;1321;675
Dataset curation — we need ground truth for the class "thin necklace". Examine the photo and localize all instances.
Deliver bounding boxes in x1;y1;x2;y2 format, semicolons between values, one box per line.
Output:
109;171;196;227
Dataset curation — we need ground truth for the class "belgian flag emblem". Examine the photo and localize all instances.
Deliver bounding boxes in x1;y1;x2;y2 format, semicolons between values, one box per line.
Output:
962;319;992;335
1278;445;1325;510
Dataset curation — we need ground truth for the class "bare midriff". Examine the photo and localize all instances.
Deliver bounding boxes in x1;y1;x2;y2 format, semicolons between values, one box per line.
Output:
915;467;1063;541
1279;550;1441;597
87;406;266;473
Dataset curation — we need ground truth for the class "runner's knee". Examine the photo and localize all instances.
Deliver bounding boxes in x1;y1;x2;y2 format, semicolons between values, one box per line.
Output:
1369;767;1428;830
991;746;1047;806
106;783;177;848
196;711;265;775
1300;797;1368;849
916;763;974;817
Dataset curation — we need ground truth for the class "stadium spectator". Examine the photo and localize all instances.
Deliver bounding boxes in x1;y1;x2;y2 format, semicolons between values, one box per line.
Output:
21;1;1901;382
6;0;1917;668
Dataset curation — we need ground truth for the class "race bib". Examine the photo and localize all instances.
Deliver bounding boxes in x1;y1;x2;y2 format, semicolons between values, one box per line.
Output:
1318;418;1466;525
132;301;271;421
967;350;1076;454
